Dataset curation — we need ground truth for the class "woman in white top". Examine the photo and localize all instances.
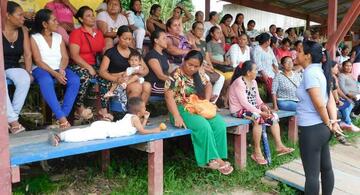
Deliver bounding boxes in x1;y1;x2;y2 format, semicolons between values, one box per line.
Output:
226;34;250;68
30;9;80;129
96;0;129;50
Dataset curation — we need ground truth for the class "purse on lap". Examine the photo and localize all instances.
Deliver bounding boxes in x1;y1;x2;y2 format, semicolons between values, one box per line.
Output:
184;94;217;119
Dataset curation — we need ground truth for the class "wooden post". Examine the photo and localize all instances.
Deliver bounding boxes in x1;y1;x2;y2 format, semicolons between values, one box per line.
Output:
288;116;298;144
326;0;360;51
327;0;338;59
205;0;210;20
148;140;163;195
101;150;110;172
11;166;20;183
305;15;310;30
233;125;249;169
0;0;12;194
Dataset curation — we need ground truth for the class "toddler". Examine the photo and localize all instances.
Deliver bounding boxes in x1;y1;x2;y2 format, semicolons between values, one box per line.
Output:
49;97;166;146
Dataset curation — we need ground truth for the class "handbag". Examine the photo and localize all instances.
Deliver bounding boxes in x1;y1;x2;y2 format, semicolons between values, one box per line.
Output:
213;64;234;73
206;70;221;84
184;94;217;119
83;32;103;66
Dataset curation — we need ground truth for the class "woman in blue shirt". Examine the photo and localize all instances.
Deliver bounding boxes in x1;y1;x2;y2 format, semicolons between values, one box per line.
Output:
296;41;342;195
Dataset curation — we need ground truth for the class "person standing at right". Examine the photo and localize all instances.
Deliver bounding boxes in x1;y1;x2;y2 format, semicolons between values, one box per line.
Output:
296;41;341;195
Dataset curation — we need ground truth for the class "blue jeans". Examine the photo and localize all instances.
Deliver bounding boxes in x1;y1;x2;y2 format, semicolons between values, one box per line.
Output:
33;67;80;120
338;99;353;125
277;100;298;111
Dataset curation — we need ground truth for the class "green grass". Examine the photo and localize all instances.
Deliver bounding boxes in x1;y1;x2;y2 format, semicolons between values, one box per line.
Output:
13;120;360;194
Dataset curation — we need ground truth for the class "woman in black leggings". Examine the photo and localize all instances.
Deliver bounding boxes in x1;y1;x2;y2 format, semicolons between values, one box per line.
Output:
295;41;343;195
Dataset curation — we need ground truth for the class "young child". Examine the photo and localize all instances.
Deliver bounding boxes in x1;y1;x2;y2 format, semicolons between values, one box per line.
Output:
104;50;145;99
49;97;166;146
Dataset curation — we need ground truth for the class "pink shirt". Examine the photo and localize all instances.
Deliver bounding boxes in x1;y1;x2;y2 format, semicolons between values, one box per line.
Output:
45;2;74;24
229;77;263;114
274;48;292;62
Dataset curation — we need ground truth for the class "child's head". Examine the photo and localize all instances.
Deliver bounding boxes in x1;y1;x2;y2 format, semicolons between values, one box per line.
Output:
128;50;142;67
127;97;146;116
342;45;350;56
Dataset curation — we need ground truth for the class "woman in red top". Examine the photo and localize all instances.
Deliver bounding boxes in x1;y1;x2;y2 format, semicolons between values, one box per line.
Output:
69;6;110;121
274;38;292;64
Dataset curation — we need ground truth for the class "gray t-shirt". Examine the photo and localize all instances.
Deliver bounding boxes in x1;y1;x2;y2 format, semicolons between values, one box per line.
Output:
296;63;328;126
207;41;225;62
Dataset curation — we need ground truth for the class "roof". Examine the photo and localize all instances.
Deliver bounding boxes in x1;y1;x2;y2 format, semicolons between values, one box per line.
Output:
223;0;358;29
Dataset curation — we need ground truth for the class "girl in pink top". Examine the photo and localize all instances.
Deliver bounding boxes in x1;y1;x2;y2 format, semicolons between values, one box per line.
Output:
45;0;77;32
229;61;294;165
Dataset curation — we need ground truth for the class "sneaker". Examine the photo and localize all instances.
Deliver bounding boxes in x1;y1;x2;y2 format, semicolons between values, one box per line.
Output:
351;124;360;132
340;122;352;131
351;113;360;118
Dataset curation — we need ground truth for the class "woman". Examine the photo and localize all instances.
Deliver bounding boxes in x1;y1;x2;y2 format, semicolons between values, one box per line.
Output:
145;30;169;97
285;28;298;44
291;40;302;64
231;13;245;38
272;56;301;111
171;3;192;33
246;20;259;43
45;0;77;33
331;61;359;132
166;17;195;67
226;33;251;68
99;26;151;111
4;1;31;134
195;11;204;23
219;14;235;46
146;4;166;34
274;38;292;63
127;0;147;52
96;0;129;50
164;50;233;175
296;41;340;194
204;11;220;39
69;6;109;120
190;21;224;103
252;33;279;96
350;42;360;80
339;60;360;116
229;61;294;165
30;9;80;129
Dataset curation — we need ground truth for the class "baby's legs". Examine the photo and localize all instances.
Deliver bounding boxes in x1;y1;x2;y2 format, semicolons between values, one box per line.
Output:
59;125;108;142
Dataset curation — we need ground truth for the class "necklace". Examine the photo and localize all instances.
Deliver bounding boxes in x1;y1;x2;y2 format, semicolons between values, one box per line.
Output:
3;30;18;49
9;42;15;49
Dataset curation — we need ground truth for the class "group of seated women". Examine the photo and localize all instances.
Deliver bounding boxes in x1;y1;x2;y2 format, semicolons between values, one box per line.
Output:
5;0;360;174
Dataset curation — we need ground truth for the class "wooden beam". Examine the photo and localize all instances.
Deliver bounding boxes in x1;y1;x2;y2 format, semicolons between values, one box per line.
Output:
328;0;338;59
326;0;360;51
0;0;12;194
310;0;350;13
223;0;326;24
205;0;210;21
287;0;314;10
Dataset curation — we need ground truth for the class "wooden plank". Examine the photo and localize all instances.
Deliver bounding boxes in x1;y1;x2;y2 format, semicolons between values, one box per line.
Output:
148;140;163;195
10;166;20;183
288;116;298;143
233;126;248;169
101;150;110;172
10;129;191;166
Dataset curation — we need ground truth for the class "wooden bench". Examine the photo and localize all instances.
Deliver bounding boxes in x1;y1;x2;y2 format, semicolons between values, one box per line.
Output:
222;109;297;169
10;128;191;195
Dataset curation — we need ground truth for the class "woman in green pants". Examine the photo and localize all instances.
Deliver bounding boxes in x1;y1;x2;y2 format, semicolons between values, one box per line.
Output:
164;50;233;175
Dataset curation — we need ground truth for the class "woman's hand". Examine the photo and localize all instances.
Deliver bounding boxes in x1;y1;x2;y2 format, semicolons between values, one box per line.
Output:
87;66;97;77
260;112;271;119
54;72;67;85
174;115;187;129
330;122;344;136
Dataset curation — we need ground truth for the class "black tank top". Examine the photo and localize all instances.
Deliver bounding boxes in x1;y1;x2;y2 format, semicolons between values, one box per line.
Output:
3;28;24;69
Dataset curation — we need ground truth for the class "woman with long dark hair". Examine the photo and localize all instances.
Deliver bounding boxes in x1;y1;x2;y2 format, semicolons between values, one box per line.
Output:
229;61;294;165
296;41;341;194
4;1;32;134
164;50;233;175
146;4;166;34
30;9;80;129
128;0;146;52
219;14;235;45
232;13;246;38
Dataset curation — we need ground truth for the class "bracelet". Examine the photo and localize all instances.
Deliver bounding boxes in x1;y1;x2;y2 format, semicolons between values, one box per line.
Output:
329;119;340;124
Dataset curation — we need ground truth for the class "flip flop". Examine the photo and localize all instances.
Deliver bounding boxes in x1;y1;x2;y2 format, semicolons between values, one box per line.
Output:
9;123;26;134
218;163;233;175
251;154;268;165
276;147;295;156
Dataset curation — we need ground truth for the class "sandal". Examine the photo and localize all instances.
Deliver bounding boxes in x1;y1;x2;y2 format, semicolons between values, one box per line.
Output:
9;123;26;134
75;108;93;120
335;132;351;146
104;91;115;98
98;112;114;121
276;147;295;156
218;163;234;175
48;132;61;147
251;153;268;165
205;160;221;170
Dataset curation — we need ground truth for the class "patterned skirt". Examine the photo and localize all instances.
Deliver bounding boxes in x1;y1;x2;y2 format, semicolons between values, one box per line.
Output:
231;108;279;126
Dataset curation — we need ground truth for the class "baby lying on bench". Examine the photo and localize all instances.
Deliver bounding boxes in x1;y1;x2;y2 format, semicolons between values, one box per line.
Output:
49;97;166;146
